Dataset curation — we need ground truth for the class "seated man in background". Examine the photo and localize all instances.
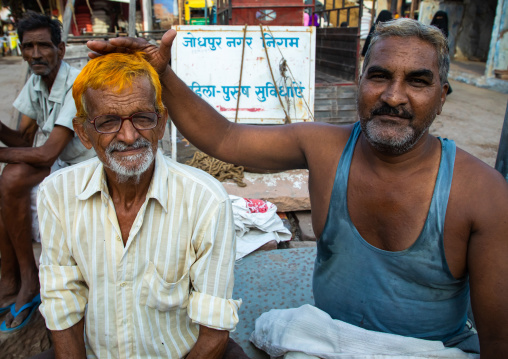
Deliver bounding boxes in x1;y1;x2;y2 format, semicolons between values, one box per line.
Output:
37;52;245;358
88;19;508;357
0;12;94;332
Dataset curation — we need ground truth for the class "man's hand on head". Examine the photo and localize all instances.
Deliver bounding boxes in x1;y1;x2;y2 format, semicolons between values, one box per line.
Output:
86;29;177;75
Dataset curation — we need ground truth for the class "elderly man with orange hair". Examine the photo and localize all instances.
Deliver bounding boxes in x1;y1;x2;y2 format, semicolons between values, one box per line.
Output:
36;52;246;359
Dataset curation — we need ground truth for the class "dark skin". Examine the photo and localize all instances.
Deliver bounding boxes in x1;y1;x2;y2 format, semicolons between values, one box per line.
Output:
0;27;73;329
55;77;228;358
88;31;508;357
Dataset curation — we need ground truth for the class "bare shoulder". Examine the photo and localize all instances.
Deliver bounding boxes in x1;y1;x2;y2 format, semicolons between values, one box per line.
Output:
292;122;355;161
452;147;508;224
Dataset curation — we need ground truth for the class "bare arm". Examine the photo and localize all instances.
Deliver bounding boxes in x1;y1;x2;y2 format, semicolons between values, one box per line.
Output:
51;317;87;359
186;325;229;359
0;125;73;167
87;30;337;171
467;167;508;357
0;115;38;147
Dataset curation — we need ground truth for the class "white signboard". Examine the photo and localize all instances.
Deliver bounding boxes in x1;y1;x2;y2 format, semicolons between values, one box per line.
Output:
172;25;316;124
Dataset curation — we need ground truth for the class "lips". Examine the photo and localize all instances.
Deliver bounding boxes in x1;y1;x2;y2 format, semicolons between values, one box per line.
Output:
30;61;49;66
373;115;411;122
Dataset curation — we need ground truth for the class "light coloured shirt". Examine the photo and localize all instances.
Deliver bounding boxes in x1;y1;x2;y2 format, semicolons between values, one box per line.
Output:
37;150;241;358
13;61;95;164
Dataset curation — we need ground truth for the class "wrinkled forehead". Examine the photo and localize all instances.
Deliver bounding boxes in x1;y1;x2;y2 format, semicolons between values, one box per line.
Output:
366;36;440;75
21;27;53;44
84;76;156;115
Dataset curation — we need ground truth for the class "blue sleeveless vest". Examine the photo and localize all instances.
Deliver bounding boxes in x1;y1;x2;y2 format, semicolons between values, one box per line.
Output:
313;122;469;342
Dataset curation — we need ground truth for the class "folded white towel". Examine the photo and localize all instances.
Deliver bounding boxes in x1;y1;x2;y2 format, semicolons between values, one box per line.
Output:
250;304;480;359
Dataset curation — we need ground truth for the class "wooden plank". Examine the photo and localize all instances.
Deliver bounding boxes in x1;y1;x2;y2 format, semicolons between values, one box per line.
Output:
317;27;359;35
316;33;358;41
317;53;356;66
314;104;357;111
316;60;356;74
315;92;357;100
318;45;357;54
318;40;357;49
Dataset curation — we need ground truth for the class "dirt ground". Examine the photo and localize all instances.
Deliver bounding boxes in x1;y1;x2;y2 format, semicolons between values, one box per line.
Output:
430;80;508;167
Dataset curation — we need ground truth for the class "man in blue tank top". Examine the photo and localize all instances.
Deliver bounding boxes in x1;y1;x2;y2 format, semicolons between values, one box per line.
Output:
88;19;508;357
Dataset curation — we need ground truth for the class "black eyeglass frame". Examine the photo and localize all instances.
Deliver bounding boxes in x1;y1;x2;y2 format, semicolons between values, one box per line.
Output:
87;111;161;134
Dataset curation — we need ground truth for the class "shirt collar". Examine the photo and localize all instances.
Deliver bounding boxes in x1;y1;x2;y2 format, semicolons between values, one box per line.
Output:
77;149;169;213
32;61;69;103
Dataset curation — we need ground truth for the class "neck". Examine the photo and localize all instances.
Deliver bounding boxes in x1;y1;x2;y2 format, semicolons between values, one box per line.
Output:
358;131;439;172
104;162;155;209
41;60;62;92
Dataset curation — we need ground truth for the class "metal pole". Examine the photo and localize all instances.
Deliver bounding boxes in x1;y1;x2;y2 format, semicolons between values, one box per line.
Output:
129;0;137;37
495;102;508;181
204;0;208;23
62;0;75;43
179;0;183;25
409;0;415;19
370;0;376;27
142;0;153;32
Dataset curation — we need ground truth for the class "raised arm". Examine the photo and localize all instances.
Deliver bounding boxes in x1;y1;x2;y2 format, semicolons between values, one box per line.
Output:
87;30;334;171
466;164;508;358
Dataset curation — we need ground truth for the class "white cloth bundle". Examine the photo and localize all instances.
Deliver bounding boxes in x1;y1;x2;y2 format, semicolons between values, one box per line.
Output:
229;195;291;260
250;305;480;359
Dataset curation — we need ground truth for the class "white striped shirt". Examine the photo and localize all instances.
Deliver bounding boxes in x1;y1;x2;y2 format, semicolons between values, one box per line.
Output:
37;149;241;358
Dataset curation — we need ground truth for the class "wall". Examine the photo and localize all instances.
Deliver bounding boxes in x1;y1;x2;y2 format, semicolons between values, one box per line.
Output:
454;0;497;61
486;0;508;78
419;0;464;59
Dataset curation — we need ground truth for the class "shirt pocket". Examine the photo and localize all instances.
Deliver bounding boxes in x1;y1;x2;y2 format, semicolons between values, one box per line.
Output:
139;261;190;312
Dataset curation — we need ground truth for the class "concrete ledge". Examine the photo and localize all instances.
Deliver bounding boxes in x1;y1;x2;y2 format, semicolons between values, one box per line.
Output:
222;169;310;212
449;71;508;94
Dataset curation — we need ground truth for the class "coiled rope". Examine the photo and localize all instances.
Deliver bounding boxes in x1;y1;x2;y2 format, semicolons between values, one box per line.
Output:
186;151;247;187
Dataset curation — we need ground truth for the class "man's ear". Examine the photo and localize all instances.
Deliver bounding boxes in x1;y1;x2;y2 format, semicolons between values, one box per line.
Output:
437;82;449;115
157;108;169;141
73;118;94;149
57;41;65;60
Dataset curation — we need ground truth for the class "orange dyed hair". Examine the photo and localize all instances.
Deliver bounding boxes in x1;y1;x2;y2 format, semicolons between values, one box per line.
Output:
72;52;165;121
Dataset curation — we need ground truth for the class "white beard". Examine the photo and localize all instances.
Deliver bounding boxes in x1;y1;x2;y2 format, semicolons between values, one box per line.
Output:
365;119;416;151
361;116;435;155
105;138;155;184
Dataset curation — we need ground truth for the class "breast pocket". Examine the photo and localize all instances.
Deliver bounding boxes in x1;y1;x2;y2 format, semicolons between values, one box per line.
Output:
139;261;190;312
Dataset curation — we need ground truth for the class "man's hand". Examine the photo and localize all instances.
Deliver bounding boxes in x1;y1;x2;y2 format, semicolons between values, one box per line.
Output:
86;30;177;75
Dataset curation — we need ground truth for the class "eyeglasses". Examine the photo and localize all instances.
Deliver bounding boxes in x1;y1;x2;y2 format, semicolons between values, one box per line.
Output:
88;111;161;134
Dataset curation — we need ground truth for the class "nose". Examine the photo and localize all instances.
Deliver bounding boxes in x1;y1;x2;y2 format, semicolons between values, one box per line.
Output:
115;118;141;144
380;79;408;108
32;45;42;59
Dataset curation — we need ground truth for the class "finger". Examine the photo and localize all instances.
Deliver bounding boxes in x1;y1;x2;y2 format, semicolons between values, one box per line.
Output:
87;40;134;57
108;36;149;49
86;39;114;54
87;51;101;59
159;29;177;55
88;41;136;53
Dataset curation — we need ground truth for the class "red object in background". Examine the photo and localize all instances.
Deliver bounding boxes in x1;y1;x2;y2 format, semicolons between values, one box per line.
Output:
230;0;309;26
71;5;93;35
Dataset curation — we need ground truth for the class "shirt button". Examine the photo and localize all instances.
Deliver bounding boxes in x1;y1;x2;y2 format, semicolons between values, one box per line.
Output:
120;282;126;287
116;236;121;242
